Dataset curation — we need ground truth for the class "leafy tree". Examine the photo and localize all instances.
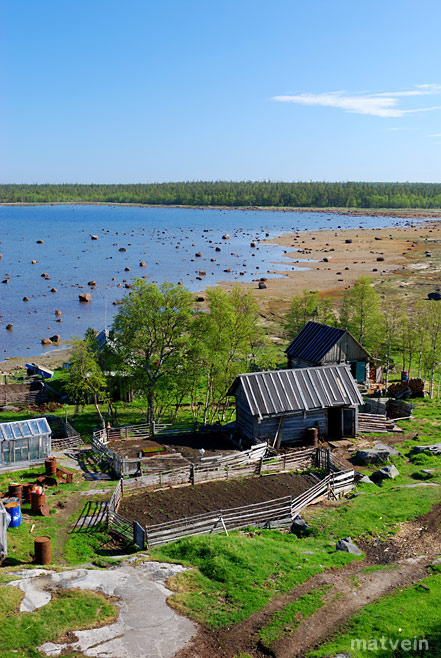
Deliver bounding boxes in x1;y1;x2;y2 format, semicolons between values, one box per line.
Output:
196;287;268;424
340;277;383;352
285;290;335;338
111;280;194;434
66;336;109;428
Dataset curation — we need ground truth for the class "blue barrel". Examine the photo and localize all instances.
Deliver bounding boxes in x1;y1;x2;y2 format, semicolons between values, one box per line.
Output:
5;497;22;528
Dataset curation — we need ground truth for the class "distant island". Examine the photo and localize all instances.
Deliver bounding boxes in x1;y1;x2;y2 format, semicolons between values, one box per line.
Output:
2;181;441;210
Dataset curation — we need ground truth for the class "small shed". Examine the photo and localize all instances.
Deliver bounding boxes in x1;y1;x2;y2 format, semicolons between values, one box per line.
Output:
0;417;52;470
228;365;363;446
285;321;375;384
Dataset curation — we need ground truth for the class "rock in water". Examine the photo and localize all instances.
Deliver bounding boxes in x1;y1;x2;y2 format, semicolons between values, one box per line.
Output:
78;293;92;302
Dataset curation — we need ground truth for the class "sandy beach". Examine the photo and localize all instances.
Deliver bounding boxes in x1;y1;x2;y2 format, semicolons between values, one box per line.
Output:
217;219;441;312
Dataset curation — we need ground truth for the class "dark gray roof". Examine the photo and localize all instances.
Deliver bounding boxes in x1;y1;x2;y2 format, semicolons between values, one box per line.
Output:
229;365;363;419
285;321;367;364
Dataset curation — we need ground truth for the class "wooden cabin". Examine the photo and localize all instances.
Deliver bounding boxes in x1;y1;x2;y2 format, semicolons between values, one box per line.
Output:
228;365;363;446
285;321;379;385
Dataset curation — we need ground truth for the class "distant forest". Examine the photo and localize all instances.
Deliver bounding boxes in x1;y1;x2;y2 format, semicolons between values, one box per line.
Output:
2;182;441;208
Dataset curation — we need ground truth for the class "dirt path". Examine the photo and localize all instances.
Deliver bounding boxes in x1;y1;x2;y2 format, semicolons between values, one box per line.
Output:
173;503;441;658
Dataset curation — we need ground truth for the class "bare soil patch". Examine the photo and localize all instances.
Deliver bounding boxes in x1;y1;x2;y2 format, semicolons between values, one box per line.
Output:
108;431;239;463
119;472;317;525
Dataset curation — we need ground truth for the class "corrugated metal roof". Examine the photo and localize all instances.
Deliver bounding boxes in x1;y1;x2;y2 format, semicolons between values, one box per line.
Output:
0;417;51;441
230;365;363;419
285;321;348;363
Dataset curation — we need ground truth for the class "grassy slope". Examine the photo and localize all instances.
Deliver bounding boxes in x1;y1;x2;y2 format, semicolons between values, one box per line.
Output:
309;570;441;657
154;397;441;629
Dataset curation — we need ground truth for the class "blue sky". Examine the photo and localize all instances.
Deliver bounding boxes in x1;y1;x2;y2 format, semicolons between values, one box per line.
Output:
2;0;441;183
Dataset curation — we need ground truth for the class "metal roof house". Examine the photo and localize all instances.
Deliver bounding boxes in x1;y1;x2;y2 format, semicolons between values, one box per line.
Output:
285;322;372;384
0;417;51;470
228;365;363;446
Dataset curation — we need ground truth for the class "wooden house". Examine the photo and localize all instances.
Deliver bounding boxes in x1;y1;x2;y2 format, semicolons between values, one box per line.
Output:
228;364;363;446
285;321;377;385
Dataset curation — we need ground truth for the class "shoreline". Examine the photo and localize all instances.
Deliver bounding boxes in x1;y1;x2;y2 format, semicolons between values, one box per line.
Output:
1;201;441;219
2;216;440;371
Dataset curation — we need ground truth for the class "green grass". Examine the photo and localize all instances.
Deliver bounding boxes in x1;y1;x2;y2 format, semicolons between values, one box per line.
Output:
152;530;359;628
308;573;441;657
259;585;331;650
0;584;117;658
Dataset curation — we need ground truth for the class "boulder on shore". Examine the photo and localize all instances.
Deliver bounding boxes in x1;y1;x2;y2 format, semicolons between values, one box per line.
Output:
41;338;52;345
49;334;61;343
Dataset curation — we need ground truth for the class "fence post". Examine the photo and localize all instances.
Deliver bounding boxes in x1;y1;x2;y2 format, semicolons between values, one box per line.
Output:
258;457;263;475
327;449;331;472
190;463;195;485
283;455;286;471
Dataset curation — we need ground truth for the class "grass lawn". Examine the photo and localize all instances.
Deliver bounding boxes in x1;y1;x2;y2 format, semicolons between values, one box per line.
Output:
309;571;441;657
0;465;117;567
0;583;117;658
152;531;358;628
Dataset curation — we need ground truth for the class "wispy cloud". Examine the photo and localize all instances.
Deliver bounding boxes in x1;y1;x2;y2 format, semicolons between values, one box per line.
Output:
429;133;441;137
272;85;441;118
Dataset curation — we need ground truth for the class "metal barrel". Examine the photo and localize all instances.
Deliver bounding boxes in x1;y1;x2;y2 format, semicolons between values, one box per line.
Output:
31;491;46;513
306;427;319;447
34;536;51;565
45;457;57;476
8;482;23;503
22;483;36;503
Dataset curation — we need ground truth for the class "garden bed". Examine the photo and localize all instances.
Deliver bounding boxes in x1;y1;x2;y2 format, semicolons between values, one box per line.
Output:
119;471;318;525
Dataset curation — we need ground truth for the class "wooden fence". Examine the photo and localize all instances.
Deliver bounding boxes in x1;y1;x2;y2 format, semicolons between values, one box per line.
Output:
121;446;316;492
105;446;356;549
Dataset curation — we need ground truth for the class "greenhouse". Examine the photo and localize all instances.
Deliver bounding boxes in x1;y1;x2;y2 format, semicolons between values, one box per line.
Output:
0;417;52;469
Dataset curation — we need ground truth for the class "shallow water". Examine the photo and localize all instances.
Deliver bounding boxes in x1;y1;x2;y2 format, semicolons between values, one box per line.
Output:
0;205;417;359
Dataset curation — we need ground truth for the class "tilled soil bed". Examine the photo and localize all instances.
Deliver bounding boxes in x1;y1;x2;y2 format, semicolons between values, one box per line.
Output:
119;472;318;525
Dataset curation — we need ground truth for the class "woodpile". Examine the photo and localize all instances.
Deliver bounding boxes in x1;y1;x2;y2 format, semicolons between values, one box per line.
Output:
387;378;424;398
358;413;403;433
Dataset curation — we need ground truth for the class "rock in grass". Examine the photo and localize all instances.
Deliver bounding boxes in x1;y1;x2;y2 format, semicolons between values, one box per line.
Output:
412;443;441;456
371;464;399;483
336;537;362;555
290;515;312;537
355;442;399;465
358;475;375;484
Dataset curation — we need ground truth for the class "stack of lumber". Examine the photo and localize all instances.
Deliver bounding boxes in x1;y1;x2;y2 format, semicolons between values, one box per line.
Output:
358;413;403;433
387;378;424;398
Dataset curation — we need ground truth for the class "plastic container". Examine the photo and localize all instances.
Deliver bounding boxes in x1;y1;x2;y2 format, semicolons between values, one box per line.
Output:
4;497;22;528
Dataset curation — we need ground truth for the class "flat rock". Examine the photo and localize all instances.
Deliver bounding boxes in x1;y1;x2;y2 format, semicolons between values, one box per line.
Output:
9;563;196;658
412;443;441;455
355;442;399;465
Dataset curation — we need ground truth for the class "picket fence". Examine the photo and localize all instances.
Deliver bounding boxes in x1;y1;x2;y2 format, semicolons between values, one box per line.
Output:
105;447;355;549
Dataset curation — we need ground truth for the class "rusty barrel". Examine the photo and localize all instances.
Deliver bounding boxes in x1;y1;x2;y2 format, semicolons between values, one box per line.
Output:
306;427;319;447
22;483;36;503
34;536;51;565
31;491;46;513
45;457;57;476
8;482;23;503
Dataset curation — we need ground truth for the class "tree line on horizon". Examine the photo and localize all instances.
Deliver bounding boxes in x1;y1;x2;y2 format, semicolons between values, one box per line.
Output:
2;181;441;208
